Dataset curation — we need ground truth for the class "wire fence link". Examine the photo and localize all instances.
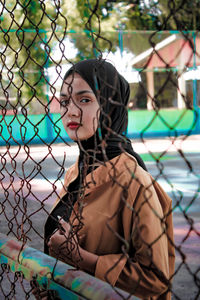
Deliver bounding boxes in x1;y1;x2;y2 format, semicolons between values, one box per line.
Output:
0;0;200;299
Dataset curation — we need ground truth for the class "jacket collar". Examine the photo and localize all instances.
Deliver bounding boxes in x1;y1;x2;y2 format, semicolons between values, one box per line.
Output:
51;153;138;212
66;153;138;194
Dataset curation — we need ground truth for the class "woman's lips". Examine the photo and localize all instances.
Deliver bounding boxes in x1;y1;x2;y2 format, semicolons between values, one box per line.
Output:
67;122;80;129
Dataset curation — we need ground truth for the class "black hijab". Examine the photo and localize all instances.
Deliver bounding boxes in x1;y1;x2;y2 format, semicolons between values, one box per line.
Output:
62;58;147;171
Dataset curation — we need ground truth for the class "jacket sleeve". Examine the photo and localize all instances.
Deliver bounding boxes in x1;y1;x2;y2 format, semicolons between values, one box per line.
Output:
94;183;174;298
49;164;76;213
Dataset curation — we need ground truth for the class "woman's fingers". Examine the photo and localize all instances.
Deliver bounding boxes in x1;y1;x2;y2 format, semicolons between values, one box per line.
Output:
31;280;59;300
47;221;80;263
32;286;48;300
48;230;68;258
58;220;71;234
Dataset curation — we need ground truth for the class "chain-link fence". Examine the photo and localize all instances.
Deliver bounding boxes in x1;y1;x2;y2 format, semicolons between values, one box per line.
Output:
0;1;200;299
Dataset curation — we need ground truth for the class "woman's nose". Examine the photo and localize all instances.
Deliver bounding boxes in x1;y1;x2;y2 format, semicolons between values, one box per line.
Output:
67;100;80;117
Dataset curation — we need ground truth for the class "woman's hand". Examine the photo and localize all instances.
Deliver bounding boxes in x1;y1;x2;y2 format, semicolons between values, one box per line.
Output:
47;218;98;275
31;280;60;300
47;219;80;265
32;287;48;300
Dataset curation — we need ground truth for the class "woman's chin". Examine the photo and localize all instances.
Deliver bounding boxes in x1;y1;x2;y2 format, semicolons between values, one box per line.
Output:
67;132;95;142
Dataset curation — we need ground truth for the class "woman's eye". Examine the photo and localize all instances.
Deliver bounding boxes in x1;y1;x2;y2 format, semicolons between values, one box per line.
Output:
60;99;69;107
80;98;91;103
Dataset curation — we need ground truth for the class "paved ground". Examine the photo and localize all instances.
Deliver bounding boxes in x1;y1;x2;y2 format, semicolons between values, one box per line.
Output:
0;135;200;299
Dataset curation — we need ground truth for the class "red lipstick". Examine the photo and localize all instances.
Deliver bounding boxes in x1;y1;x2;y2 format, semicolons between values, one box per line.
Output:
67;122;80;129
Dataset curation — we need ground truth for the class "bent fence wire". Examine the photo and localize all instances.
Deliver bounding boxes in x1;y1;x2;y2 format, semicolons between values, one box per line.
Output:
0;0;200;299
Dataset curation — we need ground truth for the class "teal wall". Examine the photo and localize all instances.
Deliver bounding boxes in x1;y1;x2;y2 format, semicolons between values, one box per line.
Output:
127;108;199;138
0;108;199;146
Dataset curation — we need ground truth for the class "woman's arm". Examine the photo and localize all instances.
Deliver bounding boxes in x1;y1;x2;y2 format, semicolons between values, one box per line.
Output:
94;185;174;298
47;219;98;274
47;184;174;298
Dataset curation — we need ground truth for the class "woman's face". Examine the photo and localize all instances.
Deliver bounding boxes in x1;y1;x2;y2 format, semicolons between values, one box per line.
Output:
60;73;100;141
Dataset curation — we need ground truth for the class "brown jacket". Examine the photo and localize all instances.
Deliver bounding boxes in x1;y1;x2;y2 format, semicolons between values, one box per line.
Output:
45;153;175;299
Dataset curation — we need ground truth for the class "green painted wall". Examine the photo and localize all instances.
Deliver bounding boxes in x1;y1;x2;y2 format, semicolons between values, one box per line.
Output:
127;109;198;137
0;108;199;146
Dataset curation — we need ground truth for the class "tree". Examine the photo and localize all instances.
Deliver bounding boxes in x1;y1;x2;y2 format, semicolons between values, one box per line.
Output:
64;0;200;61
1;0;199;113
104;0;200;30
154;0;200;30
0;0;68;113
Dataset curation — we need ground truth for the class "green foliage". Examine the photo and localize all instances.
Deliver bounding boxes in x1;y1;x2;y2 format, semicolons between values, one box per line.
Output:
0;0;68;112
104;0;200;31
67;0;200;62
156;0;200;30
0;0;199;113
65;0;120;60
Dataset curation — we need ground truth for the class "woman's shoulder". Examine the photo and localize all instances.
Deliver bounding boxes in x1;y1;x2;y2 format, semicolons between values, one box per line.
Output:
110;152;148;179
64;161;79;184
87;152;151;190
116;153;172;213
113;153;165;191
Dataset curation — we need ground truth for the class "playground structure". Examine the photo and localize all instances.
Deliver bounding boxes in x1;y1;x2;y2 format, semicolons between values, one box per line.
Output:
0;233;136;299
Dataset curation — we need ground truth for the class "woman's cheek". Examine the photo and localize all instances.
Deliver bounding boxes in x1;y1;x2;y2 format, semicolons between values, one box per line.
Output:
61;115;69;133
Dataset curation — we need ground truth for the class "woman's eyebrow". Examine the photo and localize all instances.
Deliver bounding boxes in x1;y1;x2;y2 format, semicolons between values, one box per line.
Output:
60;90;93;97
76;90;93;95
60;92;68;97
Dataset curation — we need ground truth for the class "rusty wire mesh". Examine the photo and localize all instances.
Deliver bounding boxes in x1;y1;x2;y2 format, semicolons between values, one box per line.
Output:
0;0;200;299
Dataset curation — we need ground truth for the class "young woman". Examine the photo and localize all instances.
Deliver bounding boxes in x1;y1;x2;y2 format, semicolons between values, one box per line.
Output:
44;59;175;299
